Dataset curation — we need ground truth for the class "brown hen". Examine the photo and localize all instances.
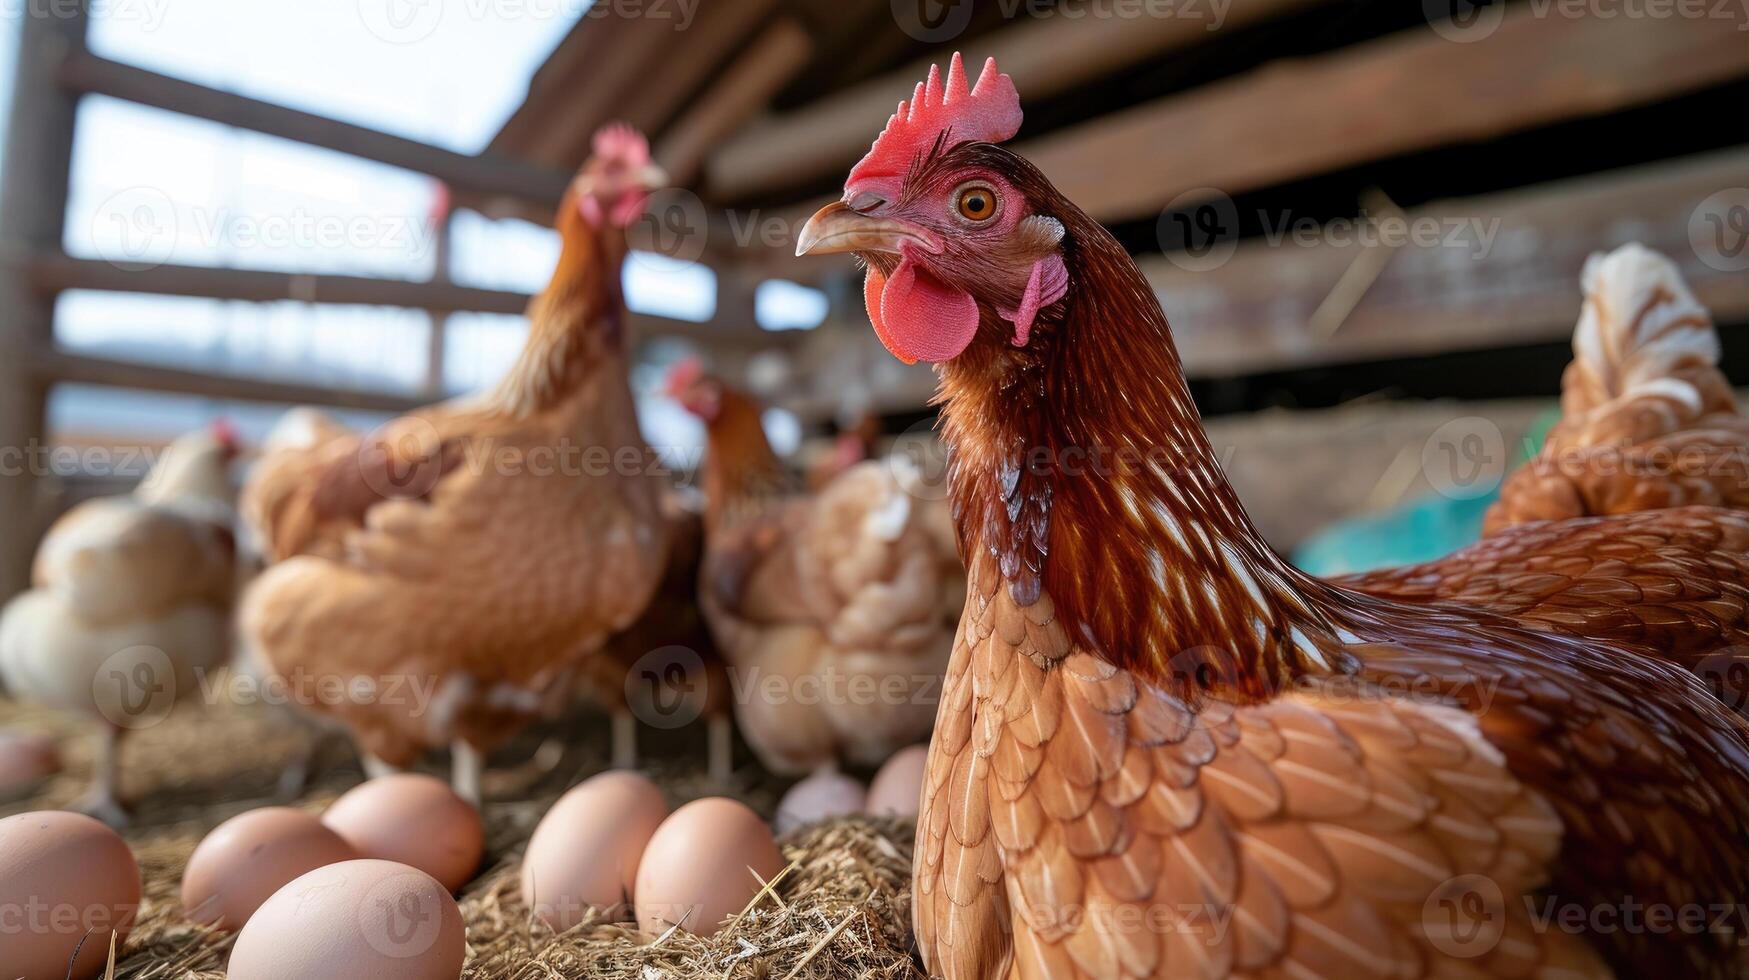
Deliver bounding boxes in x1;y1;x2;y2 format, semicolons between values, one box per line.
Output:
798;54;1749;979
238;126;672;803
1485;243;1749;534
667;363;963;778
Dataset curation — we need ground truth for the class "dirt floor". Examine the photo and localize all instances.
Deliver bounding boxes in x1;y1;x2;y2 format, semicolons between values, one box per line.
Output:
0;686;925;979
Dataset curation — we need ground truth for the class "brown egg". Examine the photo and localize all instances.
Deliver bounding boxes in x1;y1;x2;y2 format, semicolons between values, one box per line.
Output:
634;797;785;938
228;859;465;980
322;774;483;892
182;807;357;930
522;770;667;931
0;811;140;980
0;730;60;798
866;744;929;818
774;768;866;834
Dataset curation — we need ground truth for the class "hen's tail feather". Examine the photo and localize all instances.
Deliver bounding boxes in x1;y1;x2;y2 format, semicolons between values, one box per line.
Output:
1485;244;1749;534
1563;243;1732;426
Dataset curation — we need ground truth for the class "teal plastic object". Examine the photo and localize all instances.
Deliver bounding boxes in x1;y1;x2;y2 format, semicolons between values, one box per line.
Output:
1291;407;1561;576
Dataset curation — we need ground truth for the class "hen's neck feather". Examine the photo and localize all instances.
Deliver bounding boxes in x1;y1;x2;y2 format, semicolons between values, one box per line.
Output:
937;197;1352;701
701;393;799;531
489;222;624;418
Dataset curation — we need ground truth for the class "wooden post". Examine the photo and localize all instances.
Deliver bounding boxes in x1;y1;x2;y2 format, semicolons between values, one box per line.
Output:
0;1;87;601
424;203;454;398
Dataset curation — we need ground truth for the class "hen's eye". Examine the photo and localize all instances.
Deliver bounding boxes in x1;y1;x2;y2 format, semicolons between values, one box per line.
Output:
955;184;997;222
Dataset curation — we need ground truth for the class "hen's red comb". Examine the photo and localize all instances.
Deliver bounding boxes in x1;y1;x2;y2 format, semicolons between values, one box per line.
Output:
847;53;1021;189
664;357;705;397
592;123;651;168
209;418;240;454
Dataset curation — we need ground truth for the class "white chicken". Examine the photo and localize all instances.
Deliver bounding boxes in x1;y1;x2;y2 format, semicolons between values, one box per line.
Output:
0;425;238;825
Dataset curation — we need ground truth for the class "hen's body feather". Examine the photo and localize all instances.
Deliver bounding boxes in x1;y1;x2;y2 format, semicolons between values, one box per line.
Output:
685;382;963;776
812;135;1749;978
239;175;672;768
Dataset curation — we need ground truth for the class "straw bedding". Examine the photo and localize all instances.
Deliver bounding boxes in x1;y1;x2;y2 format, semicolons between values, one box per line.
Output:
0;694;926;979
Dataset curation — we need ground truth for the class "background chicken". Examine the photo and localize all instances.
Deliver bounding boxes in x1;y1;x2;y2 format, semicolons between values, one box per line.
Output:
582;495;735;782
1484;243;1749;533
665;361;962;779
0;424;238;825
799;54;1749;979
238;125;672;804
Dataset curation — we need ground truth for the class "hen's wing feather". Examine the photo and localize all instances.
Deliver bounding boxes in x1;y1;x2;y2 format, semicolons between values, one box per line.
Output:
923;555;1749;980
1342;506;1749;681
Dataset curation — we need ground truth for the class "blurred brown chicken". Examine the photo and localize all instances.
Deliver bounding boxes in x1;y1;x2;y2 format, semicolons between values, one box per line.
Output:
238;125;672;803
583;495;735;782
1485;243;1749;532
666;361;962;778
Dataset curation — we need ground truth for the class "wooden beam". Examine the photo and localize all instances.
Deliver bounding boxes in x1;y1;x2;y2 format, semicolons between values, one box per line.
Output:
1021;11;1749;223
615;0;780;141
31;254;532;314
706;0;1327;201
0;1;86;600
657;18;814;187
33;349;426;414
32;252;796;351
516;16;681;168
1143;148;1749;378
58;53;573;203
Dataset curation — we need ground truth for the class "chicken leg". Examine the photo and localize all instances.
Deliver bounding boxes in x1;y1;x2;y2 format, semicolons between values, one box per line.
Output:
611;710;637;770
75;725;130;829
452;739;483;807
707;713;733;785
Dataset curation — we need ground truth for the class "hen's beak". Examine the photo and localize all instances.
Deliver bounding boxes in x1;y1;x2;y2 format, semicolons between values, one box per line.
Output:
795;201;934;257
639;162;670;190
